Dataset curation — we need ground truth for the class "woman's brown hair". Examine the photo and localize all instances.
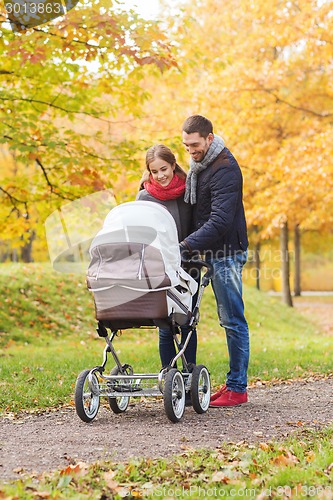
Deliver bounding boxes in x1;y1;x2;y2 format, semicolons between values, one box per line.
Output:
139;144;187;190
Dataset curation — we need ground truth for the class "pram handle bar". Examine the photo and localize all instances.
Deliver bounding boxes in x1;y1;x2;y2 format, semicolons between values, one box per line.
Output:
188;259;214;328
187;258;214;282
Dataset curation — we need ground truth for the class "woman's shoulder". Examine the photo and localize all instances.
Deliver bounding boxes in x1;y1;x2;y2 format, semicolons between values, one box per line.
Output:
136;190;175;207
136;189;151;201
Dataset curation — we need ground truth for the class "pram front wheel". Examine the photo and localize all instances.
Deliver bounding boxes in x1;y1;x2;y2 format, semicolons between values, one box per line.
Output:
108;366;130;414
163;368;185;423
190;364;211;414
75;369;100;423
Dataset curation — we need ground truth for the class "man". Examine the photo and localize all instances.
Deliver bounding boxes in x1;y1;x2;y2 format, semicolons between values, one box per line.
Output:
180;114;249;407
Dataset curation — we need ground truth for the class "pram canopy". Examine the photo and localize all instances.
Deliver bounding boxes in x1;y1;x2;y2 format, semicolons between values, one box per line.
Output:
87;201;198;329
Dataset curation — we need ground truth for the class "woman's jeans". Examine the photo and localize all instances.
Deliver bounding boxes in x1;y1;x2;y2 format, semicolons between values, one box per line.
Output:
159;326;197;368
159;263;200;368
206;251;249;393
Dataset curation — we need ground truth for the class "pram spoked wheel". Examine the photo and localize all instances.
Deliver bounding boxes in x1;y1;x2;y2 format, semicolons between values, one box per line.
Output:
163;369;185;423
108;366;131;414
74;369;100;423
190;365;210;414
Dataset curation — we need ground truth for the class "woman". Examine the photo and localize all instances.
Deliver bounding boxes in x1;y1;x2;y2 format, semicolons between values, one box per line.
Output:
136;144;197;369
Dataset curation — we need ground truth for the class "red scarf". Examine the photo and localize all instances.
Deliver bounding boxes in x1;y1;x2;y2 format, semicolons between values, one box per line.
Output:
144;174;186;201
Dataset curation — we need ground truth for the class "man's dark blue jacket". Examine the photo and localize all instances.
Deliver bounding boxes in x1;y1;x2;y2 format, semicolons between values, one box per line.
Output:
183;147;248;257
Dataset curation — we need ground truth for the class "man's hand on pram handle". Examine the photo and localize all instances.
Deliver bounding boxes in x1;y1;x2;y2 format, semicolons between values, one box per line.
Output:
179;240;192;263
180;240;214;284
179;241;206;267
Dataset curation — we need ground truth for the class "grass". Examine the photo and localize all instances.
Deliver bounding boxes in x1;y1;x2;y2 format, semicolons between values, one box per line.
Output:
0;263;332;413
0;263;332;497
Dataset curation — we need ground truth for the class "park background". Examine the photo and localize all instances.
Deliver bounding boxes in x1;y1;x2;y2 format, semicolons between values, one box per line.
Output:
0;1;333;497
0;0;333;307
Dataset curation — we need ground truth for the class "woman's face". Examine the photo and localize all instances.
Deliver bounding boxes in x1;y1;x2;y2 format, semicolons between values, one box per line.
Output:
149;157;175;187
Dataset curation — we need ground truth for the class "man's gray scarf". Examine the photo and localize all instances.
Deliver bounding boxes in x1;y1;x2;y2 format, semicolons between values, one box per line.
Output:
184;135;225;205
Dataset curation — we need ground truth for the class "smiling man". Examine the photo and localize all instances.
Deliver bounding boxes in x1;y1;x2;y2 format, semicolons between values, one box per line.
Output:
181;114;249;407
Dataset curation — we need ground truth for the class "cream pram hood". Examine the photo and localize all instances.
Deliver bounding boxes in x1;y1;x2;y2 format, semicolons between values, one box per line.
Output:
87;201;198;326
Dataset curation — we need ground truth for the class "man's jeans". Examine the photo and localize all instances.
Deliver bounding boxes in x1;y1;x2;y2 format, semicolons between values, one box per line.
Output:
207;251;249;393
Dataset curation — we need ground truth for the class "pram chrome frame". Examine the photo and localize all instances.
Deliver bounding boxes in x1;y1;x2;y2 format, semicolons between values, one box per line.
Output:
74;259;213;423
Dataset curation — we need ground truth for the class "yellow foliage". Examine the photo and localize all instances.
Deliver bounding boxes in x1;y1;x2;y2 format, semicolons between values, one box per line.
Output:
1;0;333;254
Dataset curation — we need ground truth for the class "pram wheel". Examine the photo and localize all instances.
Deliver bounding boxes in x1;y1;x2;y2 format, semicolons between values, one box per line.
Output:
108;366;130;414
190;365;210;414
74;369;100;423
163;368;185;423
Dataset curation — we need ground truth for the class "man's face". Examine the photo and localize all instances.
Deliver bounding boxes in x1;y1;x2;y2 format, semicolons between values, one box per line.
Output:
182;131;214;162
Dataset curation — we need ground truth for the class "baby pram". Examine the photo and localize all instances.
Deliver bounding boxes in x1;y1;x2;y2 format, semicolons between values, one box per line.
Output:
74;201;213;423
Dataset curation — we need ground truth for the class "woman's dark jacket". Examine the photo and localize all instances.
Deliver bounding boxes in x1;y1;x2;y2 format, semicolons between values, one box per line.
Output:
183;148;248;257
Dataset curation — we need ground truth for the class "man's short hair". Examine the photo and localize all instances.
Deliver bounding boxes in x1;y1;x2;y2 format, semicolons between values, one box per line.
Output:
182;115;213;138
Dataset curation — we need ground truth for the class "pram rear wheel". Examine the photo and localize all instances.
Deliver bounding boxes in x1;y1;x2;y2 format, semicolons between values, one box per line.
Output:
190;365;210;414
75;369;100;423
163;368;185;423
108;366;130;414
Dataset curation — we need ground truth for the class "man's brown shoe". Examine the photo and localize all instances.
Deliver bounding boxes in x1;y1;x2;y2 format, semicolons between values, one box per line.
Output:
210;390;248;407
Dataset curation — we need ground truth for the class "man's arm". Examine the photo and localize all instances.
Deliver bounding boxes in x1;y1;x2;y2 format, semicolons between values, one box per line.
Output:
183;166;242;252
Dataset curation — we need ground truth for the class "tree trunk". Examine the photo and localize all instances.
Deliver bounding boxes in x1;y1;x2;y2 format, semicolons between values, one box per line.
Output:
280;221;293;307
294;224;301;296
12;248;18;262
21;231;35;263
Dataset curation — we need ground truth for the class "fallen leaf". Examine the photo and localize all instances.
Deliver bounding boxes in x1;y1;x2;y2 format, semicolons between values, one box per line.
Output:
104;470;117;489
324;462;333;474
160;469;175;479
271;451;299;466
306;451;316;462
131;491;143;498
12;467;24;473
211;471;227;482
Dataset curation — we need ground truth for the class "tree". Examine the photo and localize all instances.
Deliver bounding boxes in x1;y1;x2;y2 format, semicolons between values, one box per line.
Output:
280;220;293;307
0;0;177;258
294;224;301;296
127;0;333;299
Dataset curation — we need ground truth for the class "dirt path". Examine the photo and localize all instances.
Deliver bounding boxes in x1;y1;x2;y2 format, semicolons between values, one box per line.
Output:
1;296;332;482
293;295;333;336
0;377;332;481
